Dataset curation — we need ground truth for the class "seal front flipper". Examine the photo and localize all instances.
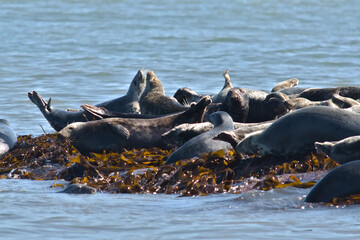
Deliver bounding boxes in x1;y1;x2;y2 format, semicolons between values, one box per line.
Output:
213;131;242;150
107;123;130;140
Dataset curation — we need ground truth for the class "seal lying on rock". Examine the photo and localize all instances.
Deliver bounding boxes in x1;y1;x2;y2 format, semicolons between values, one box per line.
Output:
205;88;250;122
305;160;360;203
246;91;292;122
139;71;189;115
58;96;212;154
0;119;17;157
220;106;360;158
165;111;235;164
294;86;360;101
163;120;273;148
315;135;360;164
173;87;205;106
28;70;146;131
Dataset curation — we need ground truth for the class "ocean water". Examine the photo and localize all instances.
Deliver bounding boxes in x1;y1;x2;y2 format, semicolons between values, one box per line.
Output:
0;0;360;239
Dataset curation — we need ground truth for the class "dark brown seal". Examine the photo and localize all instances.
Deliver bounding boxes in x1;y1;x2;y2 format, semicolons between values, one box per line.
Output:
58;96;212;154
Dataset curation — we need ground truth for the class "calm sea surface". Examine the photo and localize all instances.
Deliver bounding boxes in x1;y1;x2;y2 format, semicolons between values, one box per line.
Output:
1;0;360;239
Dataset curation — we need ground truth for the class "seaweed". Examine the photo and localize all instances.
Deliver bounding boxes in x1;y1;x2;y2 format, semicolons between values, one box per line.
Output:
0;134;340;198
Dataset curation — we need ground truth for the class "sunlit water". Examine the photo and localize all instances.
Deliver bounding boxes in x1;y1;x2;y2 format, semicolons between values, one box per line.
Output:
0;0;360;239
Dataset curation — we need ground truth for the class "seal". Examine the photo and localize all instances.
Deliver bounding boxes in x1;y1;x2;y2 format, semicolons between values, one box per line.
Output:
271;78;298;92
59;183;97;194
173;87;205;105
290;94;360;110
305;160;360;203
163;120;273;148
165;111;235;164
315;135;360;164
205;88;249;123
139;70;189;115
211;69;233;103
58;96;212;154
295;86;360;101
28;70;146;131
246;91;292;123
234;106;360;158
0;119;17;157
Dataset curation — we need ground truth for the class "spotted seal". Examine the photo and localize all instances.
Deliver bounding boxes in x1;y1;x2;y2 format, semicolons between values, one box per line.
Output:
0;119;17;157
315;135;360;164
139;71;189;115
58;96;211;154
28;70;146;131
165;111;235;164
305;160;360;203
234;106;360;158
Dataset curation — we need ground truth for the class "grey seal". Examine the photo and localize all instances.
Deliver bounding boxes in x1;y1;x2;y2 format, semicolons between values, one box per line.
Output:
163;120;273;148
271;78;298;92
305;160;360;203
139;71;188;115
58;96;212;154
0;119;17;157
165;111;235;164
235;106;360;158
173;87;205;105
59;183;97;194
28;70;146;131
315;135;360;164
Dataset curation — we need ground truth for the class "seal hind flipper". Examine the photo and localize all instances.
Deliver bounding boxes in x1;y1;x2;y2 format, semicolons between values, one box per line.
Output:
81;104;107;119
28;91;52;115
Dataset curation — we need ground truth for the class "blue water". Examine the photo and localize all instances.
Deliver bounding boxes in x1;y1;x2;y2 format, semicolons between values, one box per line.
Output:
1;0;360;239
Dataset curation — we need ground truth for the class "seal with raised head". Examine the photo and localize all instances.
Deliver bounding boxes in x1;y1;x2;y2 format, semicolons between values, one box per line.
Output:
305;160;360;203
28;70;146;131
58;96;212;154
0;119;17;157
234;106;360;158
271;78;298;92
205;88;250;123
165;111;235;164
315;135;360;164
139;71;189;115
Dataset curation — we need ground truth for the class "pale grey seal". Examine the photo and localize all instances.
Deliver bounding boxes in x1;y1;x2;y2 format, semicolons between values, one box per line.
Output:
139;71;189;115
0;119;17;157
58;96;212;154
271;78;298;92
315;135;360;164
235;106;360;158
305;160;360;203
165;111;235;164
28;70;146;131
